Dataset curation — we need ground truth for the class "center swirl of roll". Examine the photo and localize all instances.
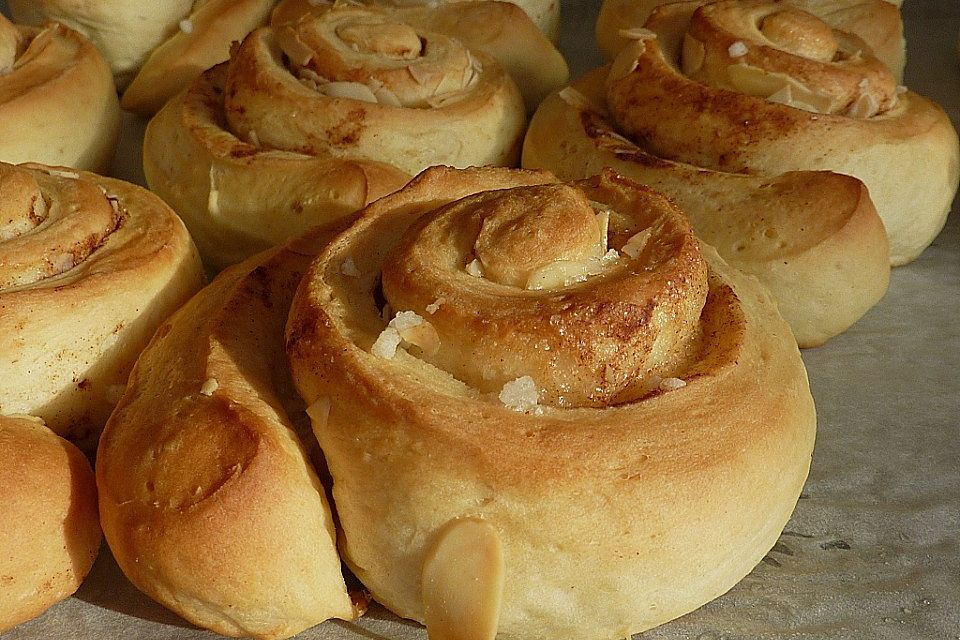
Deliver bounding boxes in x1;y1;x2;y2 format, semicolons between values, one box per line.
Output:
379;175;710;408
679;0;897;117
0;164;122;289
279;9;478;108
335;22;422;60
472;185;607;288
759;9;837;62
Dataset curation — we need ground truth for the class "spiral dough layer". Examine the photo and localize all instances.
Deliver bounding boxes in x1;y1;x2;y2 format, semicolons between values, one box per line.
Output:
286;165;817;640
0;162;204;451
523;68;890;348
596;0;906;79
144;3;526;268
601;0;959;265
0;15;120;172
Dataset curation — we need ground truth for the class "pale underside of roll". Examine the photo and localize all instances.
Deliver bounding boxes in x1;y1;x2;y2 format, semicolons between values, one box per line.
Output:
144;5;528;270
0;15;120;172
0;161;204;451
96;224;356;640
596;0;959;267
522;69;890;348
286;165;817;640
0;414;101;634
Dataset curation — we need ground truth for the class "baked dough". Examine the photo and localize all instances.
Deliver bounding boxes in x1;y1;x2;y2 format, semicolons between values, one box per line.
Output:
0;162;204;451
597;0;906;79
9;0;273;113
272;0;568;112
599;0;958;266
0;15;120;172
120;0;275;115
144;7;526;269
286;165;817;640
0;414;101;633
97;224;356;639
9;0;194;87
522;70;889;347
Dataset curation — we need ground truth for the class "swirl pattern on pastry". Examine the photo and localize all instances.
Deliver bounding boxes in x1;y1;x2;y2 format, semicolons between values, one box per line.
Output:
286;165;817;639
597;0;906;80
271;0;568;112
9;0;274;113
97;225;356;640
523;70;889;348
144;7;526;269
0;162;204;451
0;414;101;634
598;0;959;266
0;15;120;172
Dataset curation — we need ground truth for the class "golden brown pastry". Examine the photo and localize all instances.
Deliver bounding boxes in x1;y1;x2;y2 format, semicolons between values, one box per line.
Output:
0;414;101;633
596;0;958;266
523;70;889;347
97;224;355;640
271;0;569;112
0;14;120;172
286;165;817;640
120;0;276;115
0;162;204;451
597;0;906;79
144;6;527;269
9;0;274;113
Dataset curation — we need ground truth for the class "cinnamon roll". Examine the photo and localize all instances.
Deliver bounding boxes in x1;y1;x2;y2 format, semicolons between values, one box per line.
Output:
271;0;568;112
0;15;120;172
144;6;526;269
0;414;101;633
97;224;355;639
597;0;906;80
9;0;274;114
598;0;959;266
523;69;890;348
286;166;817;640
0;162;204;451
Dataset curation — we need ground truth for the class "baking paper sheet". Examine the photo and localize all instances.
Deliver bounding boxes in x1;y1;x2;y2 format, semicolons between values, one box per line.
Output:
3;1;958;638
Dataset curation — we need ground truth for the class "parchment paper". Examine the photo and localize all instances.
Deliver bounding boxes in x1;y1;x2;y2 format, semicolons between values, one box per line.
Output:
3;1;958;639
